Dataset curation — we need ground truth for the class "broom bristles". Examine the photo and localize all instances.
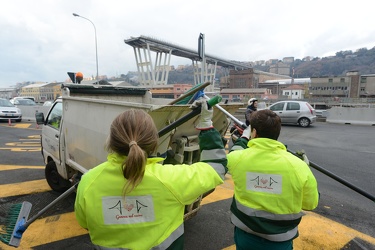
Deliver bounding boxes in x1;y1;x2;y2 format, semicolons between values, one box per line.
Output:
0;203;23;244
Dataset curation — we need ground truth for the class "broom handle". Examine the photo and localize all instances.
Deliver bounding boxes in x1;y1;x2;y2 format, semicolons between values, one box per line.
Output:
168;82;211;105
24;183;78;228
211;97;375;203
159;95;222;137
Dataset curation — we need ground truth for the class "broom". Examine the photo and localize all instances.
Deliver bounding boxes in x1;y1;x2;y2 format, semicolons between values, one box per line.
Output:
0;202;31;246
0;183;78;247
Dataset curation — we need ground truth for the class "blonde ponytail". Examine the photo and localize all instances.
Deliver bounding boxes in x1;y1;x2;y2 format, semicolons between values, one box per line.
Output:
106;109;158;195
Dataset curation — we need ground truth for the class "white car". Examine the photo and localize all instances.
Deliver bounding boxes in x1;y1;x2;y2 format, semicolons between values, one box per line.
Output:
268;100;316;127
10;98;37;106
0;98;22;122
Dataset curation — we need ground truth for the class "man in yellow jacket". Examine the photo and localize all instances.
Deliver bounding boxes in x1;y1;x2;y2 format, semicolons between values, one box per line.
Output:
227;109;319;250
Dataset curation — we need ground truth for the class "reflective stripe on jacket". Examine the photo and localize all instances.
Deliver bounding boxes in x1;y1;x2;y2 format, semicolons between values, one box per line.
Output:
75;128;227;249
227;138;319;242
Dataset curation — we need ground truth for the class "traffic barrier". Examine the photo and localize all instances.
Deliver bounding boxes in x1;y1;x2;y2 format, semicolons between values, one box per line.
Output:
8;118;11;126
326;107;375;126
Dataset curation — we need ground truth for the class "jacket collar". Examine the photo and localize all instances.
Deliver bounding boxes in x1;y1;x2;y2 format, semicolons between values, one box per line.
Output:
107;152;165;165
247;138;286;151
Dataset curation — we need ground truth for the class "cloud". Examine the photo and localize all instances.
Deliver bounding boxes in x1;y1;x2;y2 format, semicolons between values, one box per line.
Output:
1;0;375;87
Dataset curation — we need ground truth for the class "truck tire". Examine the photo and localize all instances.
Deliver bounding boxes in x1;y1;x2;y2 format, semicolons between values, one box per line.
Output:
45;161;70;192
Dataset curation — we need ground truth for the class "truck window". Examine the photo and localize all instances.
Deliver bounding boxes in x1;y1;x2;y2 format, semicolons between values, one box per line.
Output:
46;102;62;129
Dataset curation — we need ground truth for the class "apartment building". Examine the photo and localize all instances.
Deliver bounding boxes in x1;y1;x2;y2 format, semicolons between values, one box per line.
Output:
20;82;62;102
309;71;359;98
225;69;290;89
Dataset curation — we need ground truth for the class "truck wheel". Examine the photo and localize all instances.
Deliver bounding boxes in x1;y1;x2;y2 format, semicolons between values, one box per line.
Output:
45;161;70;192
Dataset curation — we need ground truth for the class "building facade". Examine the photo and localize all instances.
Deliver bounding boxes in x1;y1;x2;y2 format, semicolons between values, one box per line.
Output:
359;74;375;97
220;88;269;102
149;83;193;99
282;84;305;99
310;71;360;98
20;82;62;102
225;69;291;89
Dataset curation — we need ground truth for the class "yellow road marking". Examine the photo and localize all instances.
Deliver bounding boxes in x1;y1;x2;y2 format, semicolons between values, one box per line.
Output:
0;123;40;130
0;180;51;197
12;124;32;129
0;212;88;250
216;175;375;250
25;135;41;139
0;169;374;249
295;211;375;249
0;165;44;171
0;147;41;152
5;142;40;147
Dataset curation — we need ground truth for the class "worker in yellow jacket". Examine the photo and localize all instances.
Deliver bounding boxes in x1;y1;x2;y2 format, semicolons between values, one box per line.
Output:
227;109;319;250
75;98;227;250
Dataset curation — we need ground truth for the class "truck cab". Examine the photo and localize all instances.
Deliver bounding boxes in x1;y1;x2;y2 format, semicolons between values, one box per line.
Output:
36;83;242;219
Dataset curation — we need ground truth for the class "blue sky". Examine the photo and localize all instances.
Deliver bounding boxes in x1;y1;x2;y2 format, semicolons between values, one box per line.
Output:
1;0;375;87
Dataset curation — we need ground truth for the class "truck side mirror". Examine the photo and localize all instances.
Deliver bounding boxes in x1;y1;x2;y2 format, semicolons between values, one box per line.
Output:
35;112;45;125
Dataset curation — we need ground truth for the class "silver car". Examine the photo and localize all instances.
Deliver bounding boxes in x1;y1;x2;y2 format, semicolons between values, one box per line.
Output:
268;100;316;127
0;98;22;122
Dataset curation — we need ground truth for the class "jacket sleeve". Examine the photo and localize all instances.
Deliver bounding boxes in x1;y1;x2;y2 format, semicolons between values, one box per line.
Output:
74;182;88;229
230;137;249;152
198;128;228;180
301;166;319;210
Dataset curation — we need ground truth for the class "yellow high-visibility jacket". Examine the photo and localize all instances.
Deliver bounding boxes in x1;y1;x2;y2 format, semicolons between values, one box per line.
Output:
227;137;319;242
75;129;227;250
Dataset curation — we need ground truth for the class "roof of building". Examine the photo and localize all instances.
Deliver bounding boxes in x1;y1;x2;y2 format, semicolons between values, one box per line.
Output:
220;88;267;94
22;82;50;88
43;82;63;87
265;78;310;84
282;84;305;90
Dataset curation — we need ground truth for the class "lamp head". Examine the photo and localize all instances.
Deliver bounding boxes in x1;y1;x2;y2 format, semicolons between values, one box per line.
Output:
73;13;80;17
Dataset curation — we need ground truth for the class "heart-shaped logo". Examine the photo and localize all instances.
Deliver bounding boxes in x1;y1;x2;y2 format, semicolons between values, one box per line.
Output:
260;178;268;185
124;204;134;211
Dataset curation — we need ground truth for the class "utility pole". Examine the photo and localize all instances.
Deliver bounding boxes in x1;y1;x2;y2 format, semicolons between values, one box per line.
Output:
73;13;99;82
198;33;205;84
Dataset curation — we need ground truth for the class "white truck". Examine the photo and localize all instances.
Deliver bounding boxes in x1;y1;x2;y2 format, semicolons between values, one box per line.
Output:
36;83;242;219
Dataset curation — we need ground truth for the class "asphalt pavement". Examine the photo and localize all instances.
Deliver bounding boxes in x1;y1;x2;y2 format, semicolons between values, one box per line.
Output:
0;121;374;250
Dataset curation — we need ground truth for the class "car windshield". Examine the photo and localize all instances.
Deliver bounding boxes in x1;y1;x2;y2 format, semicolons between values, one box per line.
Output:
0;99;15;107
16;99;36;105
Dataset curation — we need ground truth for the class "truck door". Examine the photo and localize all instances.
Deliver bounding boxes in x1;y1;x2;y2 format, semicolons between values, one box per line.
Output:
42;102;63;165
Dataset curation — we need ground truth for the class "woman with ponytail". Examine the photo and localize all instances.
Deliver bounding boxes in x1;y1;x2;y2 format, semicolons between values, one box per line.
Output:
75;98;227;250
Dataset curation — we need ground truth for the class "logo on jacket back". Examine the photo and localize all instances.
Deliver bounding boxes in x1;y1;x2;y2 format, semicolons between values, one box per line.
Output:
102;195;155;224
246;172;282;194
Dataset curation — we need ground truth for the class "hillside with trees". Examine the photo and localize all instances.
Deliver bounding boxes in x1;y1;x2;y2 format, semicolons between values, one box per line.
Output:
254;47;375;78
121;46;375;85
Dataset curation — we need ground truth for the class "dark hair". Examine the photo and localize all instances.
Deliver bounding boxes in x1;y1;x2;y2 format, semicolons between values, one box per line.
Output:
249;109;281;140
106;109;158;195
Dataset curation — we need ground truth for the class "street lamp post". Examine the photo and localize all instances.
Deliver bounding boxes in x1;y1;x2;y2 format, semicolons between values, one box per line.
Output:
73;13;99;81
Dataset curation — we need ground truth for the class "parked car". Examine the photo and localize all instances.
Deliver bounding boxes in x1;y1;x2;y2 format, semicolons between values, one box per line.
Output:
10;98;37;106
268;100;316;127
43;101;53;106
0;98;22;122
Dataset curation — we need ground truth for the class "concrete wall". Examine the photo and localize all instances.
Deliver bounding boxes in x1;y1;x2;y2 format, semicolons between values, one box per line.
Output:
19;106;51;122
326;107;375;125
